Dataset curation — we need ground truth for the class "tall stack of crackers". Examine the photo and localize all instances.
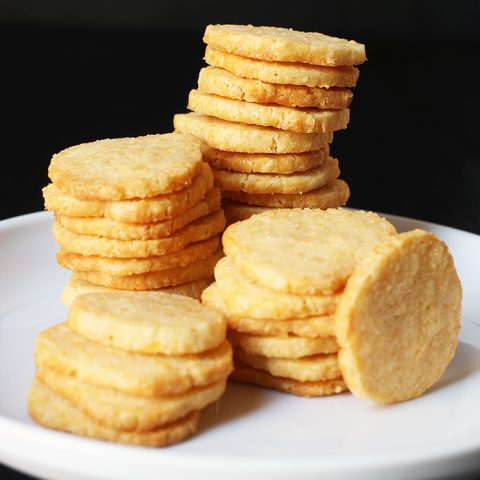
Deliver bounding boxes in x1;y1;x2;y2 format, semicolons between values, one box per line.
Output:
29;291;232;446
42;133;225;304
175;25;366;223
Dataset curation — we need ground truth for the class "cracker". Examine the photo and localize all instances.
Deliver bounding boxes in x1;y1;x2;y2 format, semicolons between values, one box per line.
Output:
188;89;350;133
48;133;203;201
68;289;225;354
202;283;335;338
236;348;340;382
203;145;328;174
204;25;366;66
28;379;200;447
222;201;272;224
335;229;462;404
35;323;232;396
61;275;213;307
229;331;338;358
52;210;225;258
212;156;339;194
57;237;219;276
56;188;221;240
223;179;350;208
223;208;397;295
75;250;222;290
231;360;347;397
205;47;359;88
215;257;340;319
174;113;332;153
38;366;226;432
198;66;353;109
43;163;214;223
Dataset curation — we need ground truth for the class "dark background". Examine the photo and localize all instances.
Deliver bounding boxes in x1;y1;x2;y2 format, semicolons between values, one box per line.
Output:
2;0;480;479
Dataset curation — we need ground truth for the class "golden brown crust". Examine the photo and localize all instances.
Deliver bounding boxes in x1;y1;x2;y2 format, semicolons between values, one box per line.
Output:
222;200;272;224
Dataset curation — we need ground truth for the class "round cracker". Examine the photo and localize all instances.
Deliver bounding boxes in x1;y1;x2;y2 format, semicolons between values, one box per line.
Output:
236;348;340;382
52;210;225;258
223;208;396;295
36;323;232;396
49;133;203;201
28;379;200;447
61;275;213;307
215;257;340;319
223;179;350;208
38;366;226;432
203;25;366;66
68;289;226;354
174;113;332;154
222;200;272;224
75;250;222;290
43;163;214;223
188;89;350;134
335;229;462;404
212;156;339;195
201;283;335;338
205;47;359;88
202;145;328;174
198;66;353;109
229;331;338;358
56;188;221;240
231;360;347;397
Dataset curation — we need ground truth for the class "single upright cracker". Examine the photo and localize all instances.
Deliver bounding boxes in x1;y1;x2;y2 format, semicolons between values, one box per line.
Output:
68;290;226;355
174;113;332;153
212;156;339;194
49;133;204;201
223;208;396;295
188;89;350;133
198;67;353;109
335;229;462;404
205;47;359;88
204;25;366;66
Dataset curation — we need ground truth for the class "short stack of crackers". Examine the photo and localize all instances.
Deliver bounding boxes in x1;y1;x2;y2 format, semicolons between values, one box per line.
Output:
42;133;225;304
29;291;233;446
203;208;462;402
175;25;366;223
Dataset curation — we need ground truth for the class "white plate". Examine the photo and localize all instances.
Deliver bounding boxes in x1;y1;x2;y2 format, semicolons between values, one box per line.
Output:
1;211;480;480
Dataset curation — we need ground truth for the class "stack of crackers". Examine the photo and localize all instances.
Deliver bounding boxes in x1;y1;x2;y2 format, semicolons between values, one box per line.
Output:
29;291;233;446
175;25;366;223
42;133;225;304
203;208;462;402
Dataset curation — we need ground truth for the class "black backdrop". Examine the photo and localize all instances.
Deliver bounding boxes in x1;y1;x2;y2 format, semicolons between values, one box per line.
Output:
2;1;480;479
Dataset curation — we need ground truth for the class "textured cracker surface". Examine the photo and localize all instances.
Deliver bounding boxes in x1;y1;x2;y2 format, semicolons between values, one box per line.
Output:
38;366;226;432
43;163;214;222
174;113;332;153
212;156;339;194
61;275;213;306
223;179;349;208
215;257;340;319
335;229;462;404
68;289;225;354
198;67;353;109
205;47;359;88
201;283;335;338
56;188;221;240
75;250;222;290
223;208;396;295
52;210;225;257
204;24;366;66
188;89;350;133
57;237;219;276
28;379;200;447
36;323;232;396
48;133;203;200
231;360;347;397
228;331;338;358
